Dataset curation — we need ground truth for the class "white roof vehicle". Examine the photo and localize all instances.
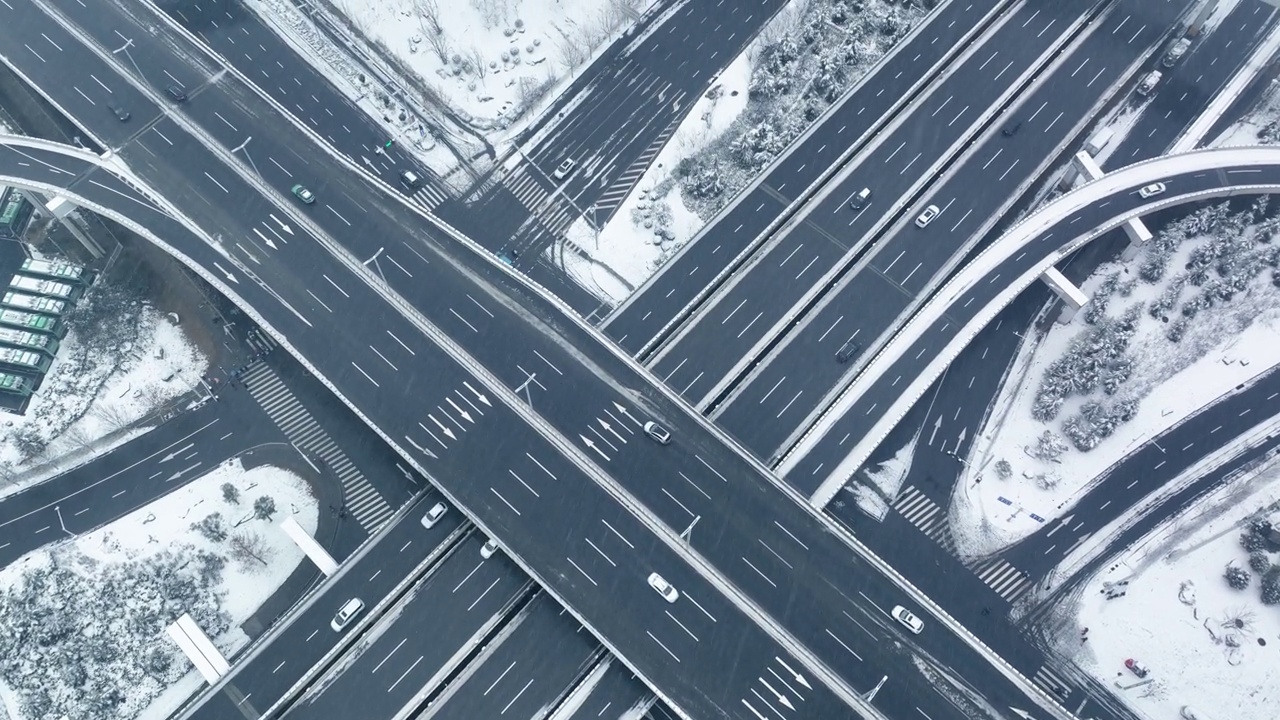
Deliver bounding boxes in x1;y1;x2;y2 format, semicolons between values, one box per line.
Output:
647;572;679;603
420;502;448;529
1138;182;1166;198
915;205;940;228
330;598;365;632
891;605;923;634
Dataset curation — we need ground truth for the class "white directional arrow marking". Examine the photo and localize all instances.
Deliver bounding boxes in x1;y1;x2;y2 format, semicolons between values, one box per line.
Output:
166;462;201;483
957;426;968;447
599;419;626;444
464;380;492;407
160;443;194;463
613;401;642;427
774;658;811;690
447;397;473;423
759;679;793;711
212;262;238;284
268;213;294;235
1046;513;1075;538
1008;708;1036;720
430;414;457;441
580;435;610;462
252;227;278;250
928;415;942;446
405;435;438;459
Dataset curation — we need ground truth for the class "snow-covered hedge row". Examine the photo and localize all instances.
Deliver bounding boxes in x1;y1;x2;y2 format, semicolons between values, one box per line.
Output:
672;0;928;218
0;546;229;720
1032;197;1280;451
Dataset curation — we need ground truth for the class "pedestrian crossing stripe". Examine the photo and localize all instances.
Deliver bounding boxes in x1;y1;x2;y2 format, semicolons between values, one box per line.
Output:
892;486;1036;602
240;363;394;534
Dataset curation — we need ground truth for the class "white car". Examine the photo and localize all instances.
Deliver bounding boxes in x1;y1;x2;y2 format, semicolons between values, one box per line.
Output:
420;502;447;529
553;158;576;181
330;598;365;632
914;204;941;228
643;421;671;445
1138;182;1166;198
480;537;500;559
647;572;679;603
891;605;924;634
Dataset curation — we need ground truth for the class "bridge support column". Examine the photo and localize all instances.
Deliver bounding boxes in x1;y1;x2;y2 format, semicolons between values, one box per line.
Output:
30;192;106;259
1071;151;1154;259
1041;266;1090;324
281;515;339;576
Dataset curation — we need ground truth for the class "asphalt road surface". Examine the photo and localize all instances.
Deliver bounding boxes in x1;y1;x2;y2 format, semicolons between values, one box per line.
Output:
438;0;787;314
788;163;1280;498
602;0;1012;353
422;591;600;720
706;0;1190;463
0;4;1140;718
287;531;531;720
0;390;273;567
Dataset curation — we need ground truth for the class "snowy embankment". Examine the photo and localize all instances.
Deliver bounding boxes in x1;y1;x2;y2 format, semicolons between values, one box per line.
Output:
1044;450;1280;720
563;0;926;303
0;458;317;720
952;198;1280;557
245;0;656;180
0;285;208;498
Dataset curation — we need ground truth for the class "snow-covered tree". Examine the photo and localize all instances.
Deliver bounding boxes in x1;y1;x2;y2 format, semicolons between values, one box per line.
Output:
191;512;229;543
222;482;241;504
1249;551;1272;574
1225;563;1251;590
253;495;277;521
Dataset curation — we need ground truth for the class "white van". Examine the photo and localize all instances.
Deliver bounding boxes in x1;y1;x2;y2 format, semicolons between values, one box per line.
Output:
1181;706;1212;720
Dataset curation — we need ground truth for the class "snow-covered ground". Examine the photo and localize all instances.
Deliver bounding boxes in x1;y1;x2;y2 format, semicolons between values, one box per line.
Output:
0;457;317;720
246;0;656;178
0;291;208;497
1043;450;1280;720
563;0;925;304
559;51;752;297
1213;75;1280;147
951;199;1280;557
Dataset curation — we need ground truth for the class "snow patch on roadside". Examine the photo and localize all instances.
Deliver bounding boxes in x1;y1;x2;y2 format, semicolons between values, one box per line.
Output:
1047;449;1280;720
0;458;316;720
952;199;1280;557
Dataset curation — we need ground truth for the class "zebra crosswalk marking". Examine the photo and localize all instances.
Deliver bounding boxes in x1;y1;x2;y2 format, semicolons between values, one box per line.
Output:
892;486;1038;604
241;364;394;533
973;558;1033;602
892;486;956;553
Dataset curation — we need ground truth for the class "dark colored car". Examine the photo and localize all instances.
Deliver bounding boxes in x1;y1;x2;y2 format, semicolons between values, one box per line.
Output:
836;339;862;363
107;104;130;122
1001;121;1022;137
166;85;187;103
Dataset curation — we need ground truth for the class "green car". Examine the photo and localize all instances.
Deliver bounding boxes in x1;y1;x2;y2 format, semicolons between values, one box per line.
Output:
291;184;315;205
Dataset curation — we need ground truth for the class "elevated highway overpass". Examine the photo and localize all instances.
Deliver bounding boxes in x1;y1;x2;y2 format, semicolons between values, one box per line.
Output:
0;0;1143;717
775;145;1280;506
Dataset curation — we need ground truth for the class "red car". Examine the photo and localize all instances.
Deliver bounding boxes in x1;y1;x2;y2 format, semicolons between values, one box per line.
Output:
1124;658;1149;678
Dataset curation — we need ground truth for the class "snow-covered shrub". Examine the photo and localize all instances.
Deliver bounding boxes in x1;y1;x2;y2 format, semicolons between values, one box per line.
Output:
0;547;229;719
222;482;241;504
1083;272;1120;325
1032;304;1140;421
1248;551;1272;573
1224;563;1251;590
1242;530;1269;553
1027;430;1068;462
1148;273;1188;319
994;459;1013;479
1061;398;1138;451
